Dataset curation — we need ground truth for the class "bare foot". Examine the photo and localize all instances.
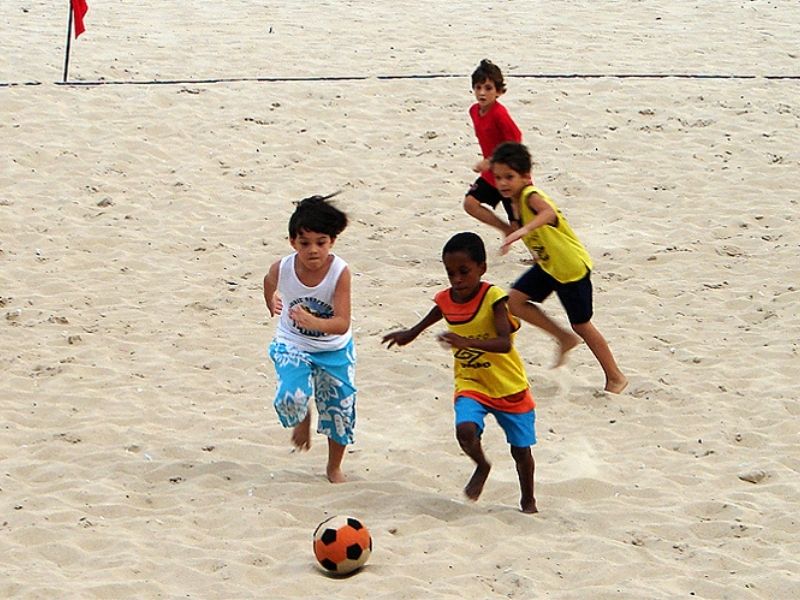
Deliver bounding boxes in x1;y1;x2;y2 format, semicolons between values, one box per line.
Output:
291;415;311;451
464;462;491;501
326;467;346;484
520;498;538;514
553;334;581;368
605;375;629;394
326;439;347;483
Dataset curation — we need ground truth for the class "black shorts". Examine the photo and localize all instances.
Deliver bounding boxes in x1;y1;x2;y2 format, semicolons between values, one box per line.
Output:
466;176;515;222
512;264;593;325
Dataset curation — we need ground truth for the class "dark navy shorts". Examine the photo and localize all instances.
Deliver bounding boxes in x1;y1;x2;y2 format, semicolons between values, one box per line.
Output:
466;176;515;222
512;264;593;325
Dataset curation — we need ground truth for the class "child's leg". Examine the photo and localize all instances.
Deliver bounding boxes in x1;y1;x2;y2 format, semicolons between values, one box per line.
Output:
571;321;628;393
456;422;491;501
495;408;538;513
291;413;312;451
508;289;580;366
510;446;537;513
463;179;517;235
270;341;315;449
326;438;347;484
464;194;515;235
310;339;357;482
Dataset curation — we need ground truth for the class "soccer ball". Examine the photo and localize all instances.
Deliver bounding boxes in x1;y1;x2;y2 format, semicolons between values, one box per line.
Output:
313;515;372;575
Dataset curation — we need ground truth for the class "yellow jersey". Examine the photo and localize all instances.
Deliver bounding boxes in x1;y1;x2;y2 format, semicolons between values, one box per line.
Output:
434;282;534;413
518;185;592;283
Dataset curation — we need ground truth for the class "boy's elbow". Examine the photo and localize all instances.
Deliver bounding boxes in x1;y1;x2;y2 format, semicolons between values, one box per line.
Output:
496;340;512;353
330;319;351;335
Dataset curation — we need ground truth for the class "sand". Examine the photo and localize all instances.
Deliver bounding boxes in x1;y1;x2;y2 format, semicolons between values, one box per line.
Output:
2;1;799;598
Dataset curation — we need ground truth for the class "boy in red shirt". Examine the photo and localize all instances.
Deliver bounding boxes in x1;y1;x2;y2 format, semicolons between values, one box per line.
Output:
463;59;523;236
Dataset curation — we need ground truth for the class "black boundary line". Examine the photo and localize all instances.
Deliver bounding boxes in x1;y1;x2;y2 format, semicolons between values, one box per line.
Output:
2;73;800;88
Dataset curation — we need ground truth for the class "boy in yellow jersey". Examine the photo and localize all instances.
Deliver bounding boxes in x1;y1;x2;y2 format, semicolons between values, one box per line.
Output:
491;142;628;394
382;232;537;513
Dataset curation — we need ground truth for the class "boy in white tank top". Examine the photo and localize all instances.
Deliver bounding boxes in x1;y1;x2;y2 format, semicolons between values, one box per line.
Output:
263;193;355;483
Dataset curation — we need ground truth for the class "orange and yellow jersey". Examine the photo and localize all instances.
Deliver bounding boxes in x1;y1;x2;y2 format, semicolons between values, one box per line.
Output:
519;185;592;283
434;282;534;413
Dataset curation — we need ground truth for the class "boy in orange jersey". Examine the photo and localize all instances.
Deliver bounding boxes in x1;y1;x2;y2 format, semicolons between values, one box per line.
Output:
383;232;537;513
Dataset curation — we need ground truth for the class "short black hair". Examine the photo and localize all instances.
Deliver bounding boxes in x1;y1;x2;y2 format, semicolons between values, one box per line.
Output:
288;193;348;239
491;142;532;175
471;59;507;93
442;231;487;264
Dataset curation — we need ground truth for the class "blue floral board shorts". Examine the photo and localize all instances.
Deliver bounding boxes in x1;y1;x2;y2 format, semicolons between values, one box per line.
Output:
269;339;356;446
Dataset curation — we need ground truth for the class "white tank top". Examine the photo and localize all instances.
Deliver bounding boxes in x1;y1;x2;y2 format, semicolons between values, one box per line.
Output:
274;253;351;352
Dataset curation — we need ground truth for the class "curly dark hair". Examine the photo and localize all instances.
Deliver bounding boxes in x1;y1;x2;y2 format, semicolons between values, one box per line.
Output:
442;231;486;264
288;192;348;238
471;59;507;93
490;142;532;175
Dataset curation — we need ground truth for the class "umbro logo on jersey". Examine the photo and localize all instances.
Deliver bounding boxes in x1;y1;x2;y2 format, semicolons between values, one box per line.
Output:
454;348;490;369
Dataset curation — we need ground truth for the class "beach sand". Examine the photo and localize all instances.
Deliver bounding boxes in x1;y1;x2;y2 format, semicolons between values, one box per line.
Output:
2;1;799;598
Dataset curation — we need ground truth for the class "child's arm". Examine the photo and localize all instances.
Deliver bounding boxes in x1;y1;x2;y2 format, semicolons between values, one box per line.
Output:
473;110;522;173
438;299;513;353
263;261;281;317
289;267;352;335
498;109;522;144
382;306;443;348
500;191;557;255
472;158;490;173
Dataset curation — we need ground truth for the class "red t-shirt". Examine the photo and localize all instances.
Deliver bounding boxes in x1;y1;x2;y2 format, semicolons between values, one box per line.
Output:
469;101;522;187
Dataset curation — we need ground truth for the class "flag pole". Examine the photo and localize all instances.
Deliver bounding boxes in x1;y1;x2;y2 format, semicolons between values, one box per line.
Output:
63;2;74;83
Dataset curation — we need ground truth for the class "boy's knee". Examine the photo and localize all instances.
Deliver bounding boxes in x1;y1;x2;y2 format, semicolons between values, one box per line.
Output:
463;195;481;215
570;320;592;336
507;290;527;313
456;422;479;447
510;445;532;461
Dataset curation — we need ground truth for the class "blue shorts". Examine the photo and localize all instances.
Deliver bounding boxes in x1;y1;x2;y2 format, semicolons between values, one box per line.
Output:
454;396;536;448
269;339;356;446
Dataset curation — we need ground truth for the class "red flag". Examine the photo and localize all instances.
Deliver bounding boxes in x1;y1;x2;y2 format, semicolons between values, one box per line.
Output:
71;0;88;38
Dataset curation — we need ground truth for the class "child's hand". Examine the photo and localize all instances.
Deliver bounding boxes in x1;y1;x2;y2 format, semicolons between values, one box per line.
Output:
382;330;414;348
472;158;490;173
437;332;469;349
500;230;525;256
289;304;316;329
268;292;283;317
502;221;520;236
